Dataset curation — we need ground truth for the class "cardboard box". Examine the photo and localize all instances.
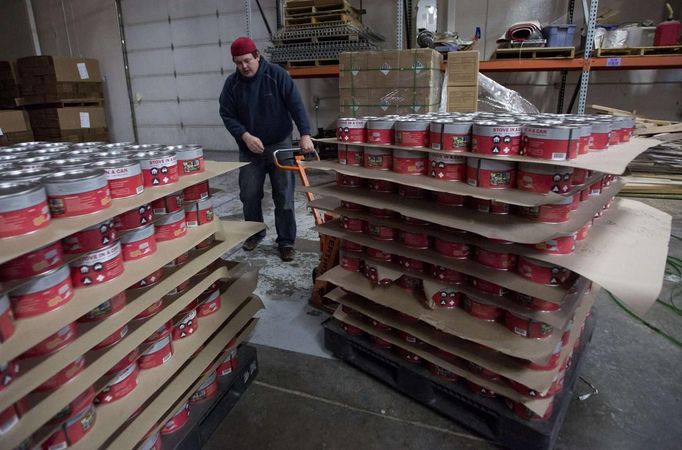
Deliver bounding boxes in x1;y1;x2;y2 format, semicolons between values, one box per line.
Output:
447;50;480;86
339;52;368;89
0;110;33;145
366;50;402;87
398;49;443;88
28;106;108;142
16;56;104;103
447;86;478;112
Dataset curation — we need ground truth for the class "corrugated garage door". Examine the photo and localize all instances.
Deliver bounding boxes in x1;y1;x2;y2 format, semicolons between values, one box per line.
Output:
121;0;276;150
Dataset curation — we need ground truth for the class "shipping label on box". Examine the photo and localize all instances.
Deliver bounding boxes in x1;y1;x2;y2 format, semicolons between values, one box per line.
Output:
447;51;480;86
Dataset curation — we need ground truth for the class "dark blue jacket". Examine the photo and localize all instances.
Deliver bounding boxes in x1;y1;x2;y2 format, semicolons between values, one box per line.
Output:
219;59;311;157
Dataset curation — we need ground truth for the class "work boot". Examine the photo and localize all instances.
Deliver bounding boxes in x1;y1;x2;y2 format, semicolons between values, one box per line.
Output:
242;235;263;251
278;246;295;262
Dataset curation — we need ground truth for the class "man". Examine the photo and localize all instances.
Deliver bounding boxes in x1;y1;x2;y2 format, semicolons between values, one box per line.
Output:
219;36;314;262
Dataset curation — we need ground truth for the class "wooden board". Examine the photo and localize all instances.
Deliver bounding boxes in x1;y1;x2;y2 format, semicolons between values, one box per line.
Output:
492;46;575;60
594;45;682;57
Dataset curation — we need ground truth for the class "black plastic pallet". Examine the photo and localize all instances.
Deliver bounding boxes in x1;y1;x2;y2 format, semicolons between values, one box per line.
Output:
324;316;595;450
161;344;259;450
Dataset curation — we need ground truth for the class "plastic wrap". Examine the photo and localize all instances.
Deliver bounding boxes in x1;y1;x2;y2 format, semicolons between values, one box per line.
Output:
476;73;539;114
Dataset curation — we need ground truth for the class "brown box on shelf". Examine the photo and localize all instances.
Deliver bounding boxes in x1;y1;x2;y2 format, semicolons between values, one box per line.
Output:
16;56;104;104
28;106;108;142
447;86;478;112
366;50;402;87
0;110;33;144
339;52;368;89
447;50;480;86
398;49;443;88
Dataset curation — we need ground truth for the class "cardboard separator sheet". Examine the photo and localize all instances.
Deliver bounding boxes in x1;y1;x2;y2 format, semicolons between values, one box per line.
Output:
321;268;569;362
0;160;246;265
317;221;569;303
328;284;597;397
306;176;624;244
332;284;591;416
313;137;660;175
346;257;587;328
301;159;604;207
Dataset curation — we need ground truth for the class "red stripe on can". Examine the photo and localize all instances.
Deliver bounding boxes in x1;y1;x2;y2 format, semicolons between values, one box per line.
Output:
161;402;190;435
428;154;466;180
341;216;365;232
0;241;64;280
43;403;96;448
397;256;426;273
434;238;470;258
114;204;153;230
399;229;430;249
392;150;427;175
139;335;173;369
155;210;188;241
0;294;14;342
363;148;393;170
183;180;210;201
470;278;507;296
338;145;364;166
198;290;221;316
21;322;77;358
340;250;363;272
184;198;214;227
367;179;395;193
9;265;74;318
69;242;124;288
121;224;157;261
36;355;86;392
62;219;116;254
433;289;462;308
463;296;501;320
45;171;111;218
365;247;393;262
151;191;184;214
336;173;364;188
475;247;517;270
96;362;139;403
532;233;576;254
190;371;218;404
517;256;571;285
432;266;466;284
504;311;554;339
0;184;51;238
517;164;573;194
172;309;198;340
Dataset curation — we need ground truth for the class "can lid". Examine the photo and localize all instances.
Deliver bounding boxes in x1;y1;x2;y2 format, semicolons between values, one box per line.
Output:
0;181;44;200
129;150;175;159
90;158;138;169
66;147;102;156
44;168;106;183
29;145;71;155
3;167;54;181
47;158;91;168
71;142;106;149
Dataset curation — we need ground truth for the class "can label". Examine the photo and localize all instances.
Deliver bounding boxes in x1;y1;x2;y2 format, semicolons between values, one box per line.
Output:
464;296;501;320
523;128;577;161
366;223;397;240
397;256;425;273
48;185;111;218
440;132;470;152
217;349;237;376
172;309;198;340
434;238;470;258
155;217;188;241
139;335;173;369
363;151;392;170
395;130;428;148
336;173;363;188
341;216;365;232
80;292;127;322
344;146;364;166
520;203;572;223
475;247;517;270
140;155;179;186
96;362;138;403
436;192;465;206
198;291;221;316
393;154;427;175
471;278;507;296
94;324;128;350
152;192;184;214
504;312;554;339
0;241;64;280
114;204;153;230
517;169;572;194
337;119;367;143
399;230;430;249
340;251;362;272
22;322;77;358
517;257;570;285
467;166;516;189
70;243;124;287
472;127;522;155
590;132;610;150
103;165;144;198
10;269;74;318
43;403;96;448
0;200;50;238
183;181;210;201
63;220;116;254
37;356;86;391
185;205;214;228
432;265;465;284
0;296;14;342
122;233;157;261
433;289;461;308
190;372;218;403
179;156;205;175
429;155;466;180
367;128;393;144
533;233;576;254
161;403;190;434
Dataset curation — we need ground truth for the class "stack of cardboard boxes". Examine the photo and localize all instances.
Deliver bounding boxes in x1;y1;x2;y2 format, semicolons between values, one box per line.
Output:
446;50;479;113
0;110;33;145
339;49;443;117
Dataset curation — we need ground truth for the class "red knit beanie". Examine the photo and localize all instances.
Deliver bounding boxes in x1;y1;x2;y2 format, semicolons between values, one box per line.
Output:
231;37;258;57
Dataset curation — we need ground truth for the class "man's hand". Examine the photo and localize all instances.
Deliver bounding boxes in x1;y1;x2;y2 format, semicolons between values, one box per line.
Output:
299;135;314;154
242;132;264;154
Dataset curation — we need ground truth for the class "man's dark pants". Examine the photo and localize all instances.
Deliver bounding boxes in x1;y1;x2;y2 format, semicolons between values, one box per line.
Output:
238;137;296;248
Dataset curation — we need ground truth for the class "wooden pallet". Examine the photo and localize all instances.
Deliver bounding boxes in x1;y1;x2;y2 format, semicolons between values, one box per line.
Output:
492;46;575;59
594;45;682;57
286;58;339;68
16;96;104;107
275;34;361;44
285;12;357;26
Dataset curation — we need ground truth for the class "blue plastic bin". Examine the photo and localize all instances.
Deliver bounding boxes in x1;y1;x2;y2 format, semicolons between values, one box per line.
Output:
542;24;577;47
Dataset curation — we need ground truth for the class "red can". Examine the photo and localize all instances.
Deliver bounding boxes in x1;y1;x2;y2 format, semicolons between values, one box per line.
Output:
195;235;215;250
166;251;191;267
430;119;472;152
198;289;221;316
62;219;116;254
577;221;592;241
364;265;393;287
342;322;364;336
428;362;459;381
132;151;179;186
522;124;579;160
468;198;509;215
590;121;611;150
589;179;603;196
89;158;144;198
364;147;393;170
0;294;15;342
533;233;576;254
155;210;188;241
130;268;163;289
139;335;173;369
184;198;214;227
190;370;218;403
0;241;64;280
397;185;425;199
36;355;86;392
170;145;205;175
472;122;522;156
475;247;515;270
517;163;573;194
366;223;397;240
340;201;363;212
340;250;363;272
336;172;364;188
436;192;465;206
428;153;466;181
161;402;190;435
434;237;470;258
183;182;210;205
504;311;554;339
393;150;427;175
367;118;395;145
397;347;422;363
517;256;571;286
96;362;138;403
467;158;516;189
527;342;562;371
342;239;364;252
106;348;139;376
519;197;573;223
152;191;184;214
42;403;96;449
370;318;391;332
21;322;77;358
44;169;111;218
367;207;395;219
396;274;422;291
365;247;393;262
9;265;74;318
471;277;507;296
466;380;497;397
115;203;153;230
341;216;365;233
120;223;157;261
49;385;96;426
166;279;191;296
433;288;462;308
398;256;426;273
432;265;466;284
135;299;164;320
94;324;128;350
0;182;51;238
172;309;198;340
514;292;561;312
395;119;430;148
143;321;172;343
338;144;364;166
69;241;124;288
217;346;238;376
564;121;592;154
399;229;430;249
337;118;367;143
463;296;501;320
367;178;395;193
468;362;501;380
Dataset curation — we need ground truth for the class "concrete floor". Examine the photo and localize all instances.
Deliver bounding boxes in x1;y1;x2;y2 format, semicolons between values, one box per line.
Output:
204;150;682;450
